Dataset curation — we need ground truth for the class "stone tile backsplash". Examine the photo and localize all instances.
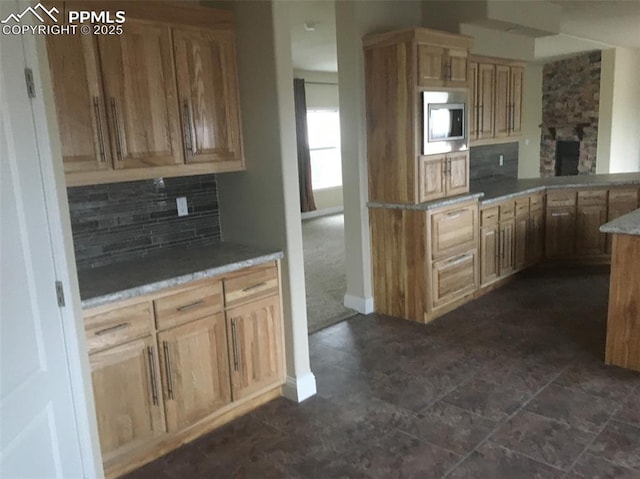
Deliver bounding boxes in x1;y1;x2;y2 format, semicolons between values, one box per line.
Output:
470;142;519;188
68;174;222;270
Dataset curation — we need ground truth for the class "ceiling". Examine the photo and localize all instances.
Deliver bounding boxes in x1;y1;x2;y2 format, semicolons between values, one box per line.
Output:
289;1;640;72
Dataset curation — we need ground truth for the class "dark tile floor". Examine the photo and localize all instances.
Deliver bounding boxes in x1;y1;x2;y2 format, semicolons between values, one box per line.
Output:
125;265;640;478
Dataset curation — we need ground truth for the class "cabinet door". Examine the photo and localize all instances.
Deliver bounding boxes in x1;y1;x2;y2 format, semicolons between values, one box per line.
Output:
158;314;231;433
430;203;478;259
431;251;477;309
46;33;111;173
445;151;469;197
98;20;183;168
446;48;468;87
419;154;446;202
509;66;524;136
173;27;243;168
576;204;607;256
494;65;511;138
545;206;576;258
90;337;164;459
480;226;499;286
469;61;478;140
499;220;516;276
478;64;495;139
227;295;284;401
528;209;544;264
514;214;528;270
417;44;445;87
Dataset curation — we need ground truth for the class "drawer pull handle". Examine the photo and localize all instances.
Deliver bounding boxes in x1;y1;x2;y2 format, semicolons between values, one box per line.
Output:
147;347;159;406
446;212;462;219
93;96;106;162
176;300;205;312
163;341;175;400
242;282;266;293
231;319;240;371
446;254;470;267
94;322;129;336
551;212;570;217
110;98;124;163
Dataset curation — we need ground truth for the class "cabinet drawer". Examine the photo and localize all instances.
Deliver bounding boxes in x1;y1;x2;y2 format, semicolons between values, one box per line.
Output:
154;281;223;330
224;266;279;309
430;203;478;259
85;302;153;354
515;198;529;216
530;194;544;211
578;189;607;206
609;188;639;203
431;251;477;310
481;206;499;226
547;190;577;207
499;201;515;221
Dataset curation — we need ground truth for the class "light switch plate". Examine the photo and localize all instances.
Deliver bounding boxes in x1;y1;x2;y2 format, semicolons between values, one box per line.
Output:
176;196;188;217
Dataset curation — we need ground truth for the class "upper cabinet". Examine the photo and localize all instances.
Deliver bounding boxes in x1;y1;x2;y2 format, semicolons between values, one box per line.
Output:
417;44;469;88
469;57;524;145
45;2;245;186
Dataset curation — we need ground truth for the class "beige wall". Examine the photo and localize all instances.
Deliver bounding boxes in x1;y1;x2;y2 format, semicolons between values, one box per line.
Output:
213;0;315;401
336;0;422;313
597;49;615;174
518;63;543;178
293;69;344;212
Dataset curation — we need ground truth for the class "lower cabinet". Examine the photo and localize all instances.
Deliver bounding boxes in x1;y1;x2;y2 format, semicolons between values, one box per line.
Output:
480;225;499;286
607;188;639;253
90;336;165;460
158;314;231;433
545;205;576;258
576;203;607;256
84;263;285;478
431;250;477;310
226;295;284;400
527;207;544;264
499;219;516;276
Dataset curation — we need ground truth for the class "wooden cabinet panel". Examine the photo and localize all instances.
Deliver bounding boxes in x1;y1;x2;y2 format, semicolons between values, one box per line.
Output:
46;33;111;173
446;151;469;197
85;302;153;355
509;66;524;136
494;65;511;138
90;336;164;459
226;295;284;400
514;214;528;270
499;219;516;276
223;265;279;309
547;190;577;207
607;189;639;253
154;281;223;331
417;44;445;87
431;251;477;309
477;64;495;139
447;48;469;87
528;209;544;264
469;61;478;139
158;314;231;432
173;27;243;167
546;206;576;258
430;203;478;259
576;204;607;256
419;155;445;202
480;226;499;286
98;20;183;168
481;206;499;226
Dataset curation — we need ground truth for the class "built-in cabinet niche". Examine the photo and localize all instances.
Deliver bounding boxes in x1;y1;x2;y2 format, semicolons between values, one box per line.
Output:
45;1;244;187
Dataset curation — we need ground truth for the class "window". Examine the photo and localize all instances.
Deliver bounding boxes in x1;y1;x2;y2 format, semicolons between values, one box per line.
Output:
307;110;342;190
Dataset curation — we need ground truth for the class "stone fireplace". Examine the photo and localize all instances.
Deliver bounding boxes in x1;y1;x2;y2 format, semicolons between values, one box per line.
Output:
540;51;601;177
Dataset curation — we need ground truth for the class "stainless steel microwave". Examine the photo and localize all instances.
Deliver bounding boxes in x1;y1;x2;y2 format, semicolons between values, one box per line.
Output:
422;91;468;155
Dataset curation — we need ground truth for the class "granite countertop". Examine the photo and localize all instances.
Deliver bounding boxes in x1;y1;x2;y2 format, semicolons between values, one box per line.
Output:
78;242;284;309
473;172;640;204
600;208;640;236
367;192;485;211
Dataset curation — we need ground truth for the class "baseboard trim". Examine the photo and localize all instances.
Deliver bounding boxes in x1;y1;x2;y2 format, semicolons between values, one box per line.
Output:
343;294;374;314
301;206;343;220
283;372;317;403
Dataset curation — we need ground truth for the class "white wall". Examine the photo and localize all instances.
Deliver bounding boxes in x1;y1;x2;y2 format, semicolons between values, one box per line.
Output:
214;0;316;402
597;48;615;174
518;63;543;178
335;0;422;314
294;69;343;212
608;47;640;173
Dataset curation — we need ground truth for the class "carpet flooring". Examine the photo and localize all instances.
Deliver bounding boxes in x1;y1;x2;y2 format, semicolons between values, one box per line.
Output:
125;265;640;478
302;214;355;333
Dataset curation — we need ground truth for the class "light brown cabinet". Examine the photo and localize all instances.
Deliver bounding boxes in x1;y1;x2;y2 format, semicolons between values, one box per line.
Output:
528;205;545;264
158;314;231;433
469;62;496;141
509;66;524;136
576;190;608;257
419;152;470;202
226;295;284;400
364;28;473;204
499;219;516;276
46;3;245;186
431;251;477;309
480;225;499;286
606;188;639;253
546;206;577;259
430;201;478;260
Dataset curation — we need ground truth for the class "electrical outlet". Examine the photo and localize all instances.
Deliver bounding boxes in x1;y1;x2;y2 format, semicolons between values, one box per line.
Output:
176;196;188;217
499;154;504;166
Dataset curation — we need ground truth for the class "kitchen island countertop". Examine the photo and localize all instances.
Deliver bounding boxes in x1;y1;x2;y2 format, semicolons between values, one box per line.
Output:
600;208;640;236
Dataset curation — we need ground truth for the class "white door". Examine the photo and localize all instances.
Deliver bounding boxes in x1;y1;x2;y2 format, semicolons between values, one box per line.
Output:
1;3;88;477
